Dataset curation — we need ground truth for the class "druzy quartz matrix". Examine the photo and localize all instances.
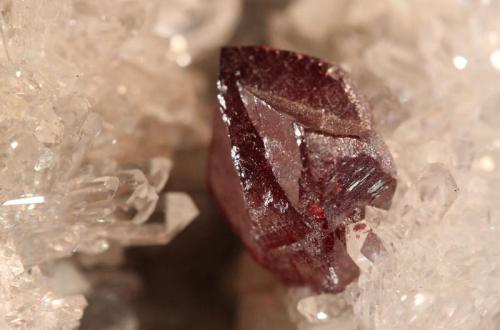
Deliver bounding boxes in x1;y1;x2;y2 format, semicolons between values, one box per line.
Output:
233;1;500;330
0;0;239;328
209;46;397;292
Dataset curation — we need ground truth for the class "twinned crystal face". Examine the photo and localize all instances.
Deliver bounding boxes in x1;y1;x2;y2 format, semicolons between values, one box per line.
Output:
209;46;397;292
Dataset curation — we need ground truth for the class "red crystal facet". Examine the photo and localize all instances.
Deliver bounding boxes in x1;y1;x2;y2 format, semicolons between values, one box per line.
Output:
208;46;397;292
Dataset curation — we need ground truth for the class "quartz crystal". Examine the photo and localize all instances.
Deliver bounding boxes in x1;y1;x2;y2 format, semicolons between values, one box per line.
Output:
209;46;397;292
0;0;234;327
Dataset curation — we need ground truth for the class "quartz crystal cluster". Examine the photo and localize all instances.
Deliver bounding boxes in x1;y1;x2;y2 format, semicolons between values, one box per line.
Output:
233;0;500;329
209;46;396;292
0;0;239;328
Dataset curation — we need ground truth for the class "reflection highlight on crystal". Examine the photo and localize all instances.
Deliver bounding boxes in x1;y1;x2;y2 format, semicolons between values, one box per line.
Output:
176;53;192;67
316;311;328;320
479;155;495;172
169;35;188;53
2;195;45;206
413;293;425;307
490;49;500;69
453;55;468;70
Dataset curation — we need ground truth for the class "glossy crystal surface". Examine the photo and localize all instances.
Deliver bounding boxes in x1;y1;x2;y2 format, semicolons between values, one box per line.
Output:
209;46;397;292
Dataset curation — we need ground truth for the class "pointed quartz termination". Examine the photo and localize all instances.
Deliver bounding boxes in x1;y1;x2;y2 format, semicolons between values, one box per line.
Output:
208;46;397;292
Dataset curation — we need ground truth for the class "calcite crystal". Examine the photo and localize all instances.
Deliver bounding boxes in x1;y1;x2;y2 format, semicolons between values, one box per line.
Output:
209;46;397;292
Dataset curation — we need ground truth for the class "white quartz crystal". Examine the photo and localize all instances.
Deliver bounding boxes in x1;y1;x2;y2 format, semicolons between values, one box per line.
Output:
262;0;500;329
0;0;237;327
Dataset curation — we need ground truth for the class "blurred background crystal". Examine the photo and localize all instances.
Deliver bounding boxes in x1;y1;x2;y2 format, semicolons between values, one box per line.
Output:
1;0;500;329
263;0;500;329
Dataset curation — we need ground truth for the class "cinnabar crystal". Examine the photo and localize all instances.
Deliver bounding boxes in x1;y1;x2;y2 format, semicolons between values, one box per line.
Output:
208;46;397;292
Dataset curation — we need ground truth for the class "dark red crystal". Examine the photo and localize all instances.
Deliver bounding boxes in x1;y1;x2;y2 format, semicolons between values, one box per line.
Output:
208;46;397;292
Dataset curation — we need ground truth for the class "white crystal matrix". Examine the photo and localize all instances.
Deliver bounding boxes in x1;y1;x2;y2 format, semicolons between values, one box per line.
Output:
0;0;240;328
262;0;500;329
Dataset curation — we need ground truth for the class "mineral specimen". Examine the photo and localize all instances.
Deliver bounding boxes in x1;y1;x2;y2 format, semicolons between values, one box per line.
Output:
209;46;397;292
238;1;500;329
0;0;234;326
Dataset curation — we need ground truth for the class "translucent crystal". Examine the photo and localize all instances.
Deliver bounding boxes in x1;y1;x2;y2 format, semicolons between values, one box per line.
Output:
0;248;87;330
163;192;199;241
415;163;459;222
152;0;241;61
0;0;222;326
101;191;199;246
258;1;500;329
120;0;241;69
296;293;355;328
